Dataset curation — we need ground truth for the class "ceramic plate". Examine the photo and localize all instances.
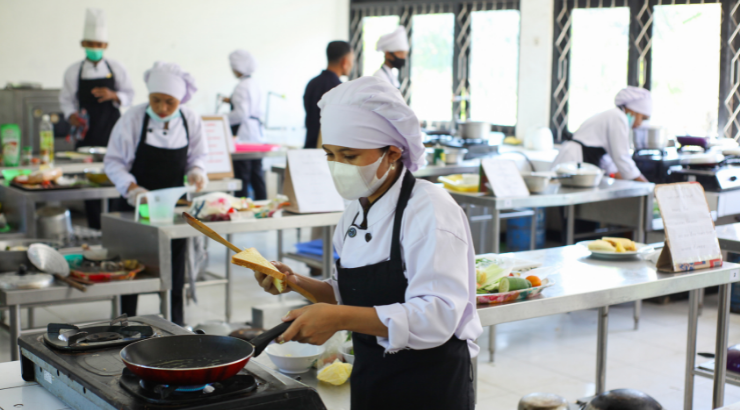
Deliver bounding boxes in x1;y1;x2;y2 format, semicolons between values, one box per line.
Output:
578;241;648;260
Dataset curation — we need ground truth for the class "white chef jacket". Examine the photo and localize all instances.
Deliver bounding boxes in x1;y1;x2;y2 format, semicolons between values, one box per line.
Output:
59;59;135;120
326;168;482;357
227;76;264;143
372;65;400;89
552;107;642;180
104;103;208;196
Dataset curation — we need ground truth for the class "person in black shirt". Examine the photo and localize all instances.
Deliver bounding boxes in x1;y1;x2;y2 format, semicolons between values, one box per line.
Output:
303;41;354;149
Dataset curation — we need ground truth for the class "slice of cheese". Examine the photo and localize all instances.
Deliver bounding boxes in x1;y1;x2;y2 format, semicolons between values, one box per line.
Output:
231;248;317;303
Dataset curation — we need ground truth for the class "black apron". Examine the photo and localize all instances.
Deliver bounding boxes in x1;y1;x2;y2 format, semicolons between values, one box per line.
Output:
76;60;121;148
119;109;189;325
572;139;607;167
337;170;474;410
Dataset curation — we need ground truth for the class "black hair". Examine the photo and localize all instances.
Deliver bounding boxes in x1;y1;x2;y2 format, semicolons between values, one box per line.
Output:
327;41;352;64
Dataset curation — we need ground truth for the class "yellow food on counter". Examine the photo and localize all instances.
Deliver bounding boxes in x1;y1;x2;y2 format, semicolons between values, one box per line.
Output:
317;360;352;386
603;237;637;251
588;240;616;252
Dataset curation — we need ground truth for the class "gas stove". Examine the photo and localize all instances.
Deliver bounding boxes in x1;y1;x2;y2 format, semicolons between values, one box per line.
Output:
423;134;498;159
633;148;681;183
19;315;326;409
667;165;740;192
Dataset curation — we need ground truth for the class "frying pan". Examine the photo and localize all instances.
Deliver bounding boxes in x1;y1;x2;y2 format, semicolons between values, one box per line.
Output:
120;320;292;385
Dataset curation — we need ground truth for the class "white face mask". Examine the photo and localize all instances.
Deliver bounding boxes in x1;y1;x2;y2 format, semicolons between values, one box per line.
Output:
328;152;392;200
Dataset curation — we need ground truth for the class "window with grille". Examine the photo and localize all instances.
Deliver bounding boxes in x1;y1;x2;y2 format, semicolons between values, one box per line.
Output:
410;13;455;122
362;15;401;79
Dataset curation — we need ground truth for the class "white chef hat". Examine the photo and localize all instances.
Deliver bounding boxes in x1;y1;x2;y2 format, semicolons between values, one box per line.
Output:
83;8;107;42
144;62;197;104
615;86;653;117
318;76;424;172
376;26;410;53
229;50;257;76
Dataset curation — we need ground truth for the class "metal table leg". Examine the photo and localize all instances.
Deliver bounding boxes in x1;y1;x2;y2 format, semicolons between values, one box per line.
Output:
633;300;641;330
492;209;500;254
488;325;496;363
713;284;731;408
10;304;20;361
112;296;121;318
530;209;537;250
684;289;700;410
277;230;284;262
160;291;171;321
566;205;575;245
28;307;34;329
596;306;609;395
225;234;234;323
101;197;109;214
698;288;705;316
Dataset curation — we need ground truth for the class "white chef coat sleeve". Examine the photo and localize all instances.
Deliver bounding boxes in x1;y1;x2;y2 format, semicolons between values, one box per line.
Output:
604;115;641;180
110;60;134;109
104;114;138;196
227;82;246;127
60;63;80;120
186;115;209;172
373;197;473;353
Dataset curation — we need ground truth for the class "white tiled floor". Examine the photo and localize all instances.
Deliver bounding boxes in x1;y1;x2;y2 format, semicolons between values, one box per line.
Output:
2;229;740;409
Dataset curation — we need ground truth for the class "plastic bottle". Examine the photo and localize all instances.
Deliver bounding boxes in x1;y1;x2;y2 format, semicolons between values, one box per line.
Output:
39;115;54;165
1;124;21;167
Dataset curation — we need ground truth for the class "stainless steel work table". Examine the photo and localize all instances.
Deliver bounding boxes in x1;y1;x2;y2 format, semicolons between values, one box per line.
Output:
101;210;342;323
0;178;242;237
1;275;162;361
231;148;288;161
0;160;104;175
718;223;740;254
479;245;740;409
449;178;655;254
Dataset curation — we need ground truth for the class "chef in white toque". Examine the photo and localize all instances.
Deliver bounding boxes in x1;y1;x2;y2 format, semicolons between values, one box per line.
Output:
252;76;481;410
223;49;266;200
59;8;135;229
372;26;409;89
104;61;208;326
552;86;651;181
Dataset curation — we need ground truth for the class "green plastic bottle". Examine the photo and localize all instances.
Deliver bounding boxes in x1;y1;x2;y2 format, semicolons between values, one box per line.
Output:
39;115;54;165
1;124;21;167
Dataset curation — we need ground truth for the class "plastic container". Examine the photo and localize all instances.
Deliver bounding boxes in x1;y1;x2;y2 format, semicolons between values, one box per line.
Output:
439;174;480;193
1;124;21;167
39;115;54;165
506;208;545;252
135;186;195;224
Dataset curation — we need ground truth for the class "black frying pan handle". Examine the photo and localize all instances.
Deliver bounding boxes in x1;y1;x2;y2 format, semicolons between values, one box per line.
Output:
250;320;293;357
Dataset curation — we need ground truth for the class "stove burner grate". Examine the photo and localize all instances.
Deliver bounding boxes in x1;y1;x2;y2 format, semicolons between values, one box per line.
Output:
121;368;258;404
43;315;155;351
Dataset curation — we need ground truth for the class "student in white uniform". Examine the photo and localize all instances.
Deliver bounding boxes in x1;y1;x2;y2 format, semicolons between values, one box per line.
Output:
372;26;409;89
252;77;481;410
224;49;266;199
104;62;208;326
552;86;651;182
59;8;135;229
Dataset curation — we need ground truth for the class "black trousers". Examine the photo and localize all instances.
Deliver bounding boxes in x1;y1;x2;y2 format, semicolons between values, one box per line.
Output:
232;159;266;200
84;200;104;230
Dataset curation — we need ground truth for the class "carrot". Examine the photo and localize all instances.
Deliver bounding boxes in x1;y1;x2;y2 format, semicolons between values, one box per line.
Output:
526;275;542;287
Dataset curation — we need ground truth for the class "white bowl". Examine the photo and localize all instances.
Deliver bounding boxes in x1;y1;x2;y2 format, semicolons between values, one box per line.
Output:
340;341;354;364
265;341;325;374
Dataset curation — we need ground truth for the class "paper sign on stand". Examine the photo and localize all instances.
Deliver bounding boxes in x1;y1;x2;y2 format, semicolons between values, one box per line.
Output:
201;116;234;180
479;158;530;198
283;149;344;214
654;182;723;272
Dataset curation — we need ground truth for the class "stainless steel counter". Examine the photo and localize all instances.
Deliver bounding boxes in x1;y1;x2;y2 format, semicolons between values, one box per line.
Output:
449;178;654;253
483;245;740;409
101;210;342;322
231;149;288;161
0;178;242;237
0;160;105;175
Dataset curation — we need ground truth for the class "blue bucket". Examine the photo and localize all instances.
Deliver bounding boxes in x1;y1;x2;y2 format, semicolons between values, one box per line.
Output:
506;208;545;252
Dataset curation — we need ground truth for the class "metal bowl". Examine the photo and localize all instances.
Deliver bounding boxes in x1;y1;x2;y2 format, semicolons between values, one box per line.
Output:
84;168;111;185
444;147;468;165
77;146;107;162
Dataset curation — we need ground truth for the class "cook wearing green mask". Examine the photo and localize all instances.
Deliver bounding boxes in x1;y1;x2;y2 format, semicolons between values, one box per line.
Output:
59;7;135;230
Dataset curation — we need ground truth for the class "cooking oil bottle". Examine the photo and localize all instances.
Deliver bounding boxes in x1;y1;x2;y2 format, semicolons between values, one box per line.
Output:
39;114;54;165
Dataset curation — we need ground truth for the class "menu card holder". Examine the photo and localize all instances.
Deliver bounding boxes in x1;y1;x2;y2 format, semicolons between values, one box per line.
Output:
283;149;344;214
201;116;234;180
654;182;723;272
479;158;530;198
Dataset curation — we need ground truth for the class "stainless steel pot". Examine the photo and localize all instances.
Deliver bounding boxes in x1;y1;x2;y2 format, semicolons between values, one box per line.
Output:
444;147;468;165
521;173;552;194
584;389;662;410
635;126;668;150
36;206;73;242
458;121;491;140
0;239;62;272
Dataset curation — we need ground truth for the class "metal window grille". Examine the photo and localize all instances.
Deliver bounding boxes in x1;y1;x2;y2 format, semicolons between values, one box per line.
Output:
721;0;740;140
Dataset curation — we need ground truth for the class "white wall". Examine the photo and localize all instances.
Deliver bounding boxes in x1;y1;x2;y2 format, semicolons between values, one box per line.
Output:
0;0;349;145
516;0;554;140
